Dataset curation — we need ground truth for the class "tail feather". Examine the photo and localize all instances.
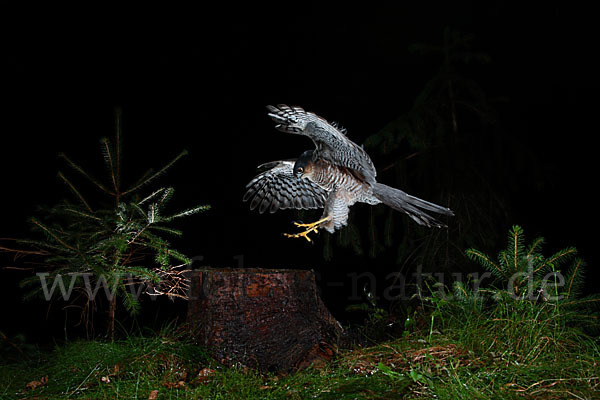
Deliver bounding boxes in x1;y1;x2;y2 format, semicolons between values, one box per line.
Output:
373;183;454;228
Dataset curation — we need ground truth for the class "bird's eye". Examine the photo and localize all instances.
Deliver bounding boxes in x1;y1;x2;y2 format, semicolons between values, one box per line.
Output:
296;167;304;174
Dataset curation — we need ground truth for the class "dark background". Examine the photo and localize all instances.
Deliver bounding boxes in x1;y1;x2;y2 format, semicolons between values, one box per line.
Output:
2;3;598;341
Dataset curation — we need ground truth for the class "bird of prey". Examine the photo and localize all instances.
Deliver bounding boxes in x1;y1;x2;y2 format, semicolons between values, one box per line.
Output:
243;104;454;242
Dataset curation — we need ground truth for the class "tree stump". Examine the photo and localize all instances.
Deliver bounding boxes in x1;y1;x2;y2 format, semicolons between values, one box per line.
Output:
186;267;343;372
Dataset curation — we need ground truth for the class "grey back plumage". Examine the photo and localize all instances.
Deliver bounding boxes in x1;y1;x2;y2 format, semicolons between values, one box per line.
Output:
266;104;377;185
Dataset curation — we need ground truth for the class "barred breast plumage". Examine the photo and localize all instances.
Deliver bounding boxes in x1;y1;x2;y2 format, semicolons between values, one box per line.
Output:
309;161;380;206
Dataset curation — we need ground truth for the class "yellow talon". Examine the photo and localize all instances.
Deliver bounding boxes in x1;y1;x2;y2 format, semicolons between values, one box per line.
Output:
283;217;331;242
283;228;317;242
292;216;331;230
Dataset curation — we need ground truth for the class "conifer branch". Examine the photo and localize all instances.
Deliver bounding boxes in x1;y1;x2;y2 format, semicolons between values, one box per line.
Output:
63;208;101;221
527;236;544;258
100;137;119;196
156;187;174;210
57;172;94;213
58;153;114;195
139;188;166;205
122;150;189;196
0;245;50;257
163;205;211;222
148;225;183;236
466;248;504;279
511;225;522;271
566;258;584;299
499;250;510;276
533;247;577;274
30;217;76;252
114;108;122;190
129;168;154;193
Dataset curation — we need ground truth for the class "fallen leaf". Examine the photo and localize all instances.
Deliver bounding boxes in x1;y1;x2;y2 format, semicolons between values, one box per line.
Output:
192;368;217;385
148;389;159;399
111;363;121;375
26;376;48;390
162;380;185;389
179;369;188;381
198;368;216;377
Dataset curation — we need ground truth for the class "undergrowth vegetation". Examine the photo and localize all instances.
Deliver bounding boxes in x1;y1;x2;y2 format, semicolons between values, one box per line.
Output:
1;315;598;399
2;226;599;399
1;109;208;340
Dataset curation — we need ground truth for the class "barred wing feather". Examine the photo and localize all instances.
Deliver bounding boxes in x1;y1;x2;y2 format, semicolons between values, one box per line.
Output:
243;160;328;214
266;104;377;184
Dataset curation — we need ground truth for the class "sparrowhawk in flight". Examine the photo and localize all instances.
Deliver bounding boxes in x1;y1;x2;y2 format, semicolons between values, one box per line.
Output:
243;104;454;241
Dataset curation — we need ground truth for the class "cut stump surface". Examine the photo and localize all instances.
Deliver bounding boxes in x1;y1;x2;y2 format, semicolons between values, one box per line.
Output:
186;268;342;372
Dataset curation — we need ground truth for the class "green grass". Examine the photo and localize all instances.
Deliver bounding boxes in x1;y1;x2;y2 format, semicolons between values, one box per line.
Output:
2;300;599;400
0;328;413;399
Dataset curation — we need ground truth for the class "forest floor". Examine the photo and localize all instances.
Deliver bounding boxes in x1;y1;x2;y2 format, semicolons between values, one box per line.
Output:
2;305;599;400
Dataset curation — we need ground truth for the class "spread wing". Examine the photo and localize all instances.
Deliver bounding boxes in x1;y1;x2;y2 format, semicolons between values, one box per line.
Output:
243;160;329;214
266;104;377;184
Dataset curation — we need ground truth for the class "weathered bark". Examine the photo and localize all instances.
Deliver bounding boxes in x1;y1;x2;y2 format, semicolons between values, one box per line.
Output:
107;293;116;342
186;267;343;372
